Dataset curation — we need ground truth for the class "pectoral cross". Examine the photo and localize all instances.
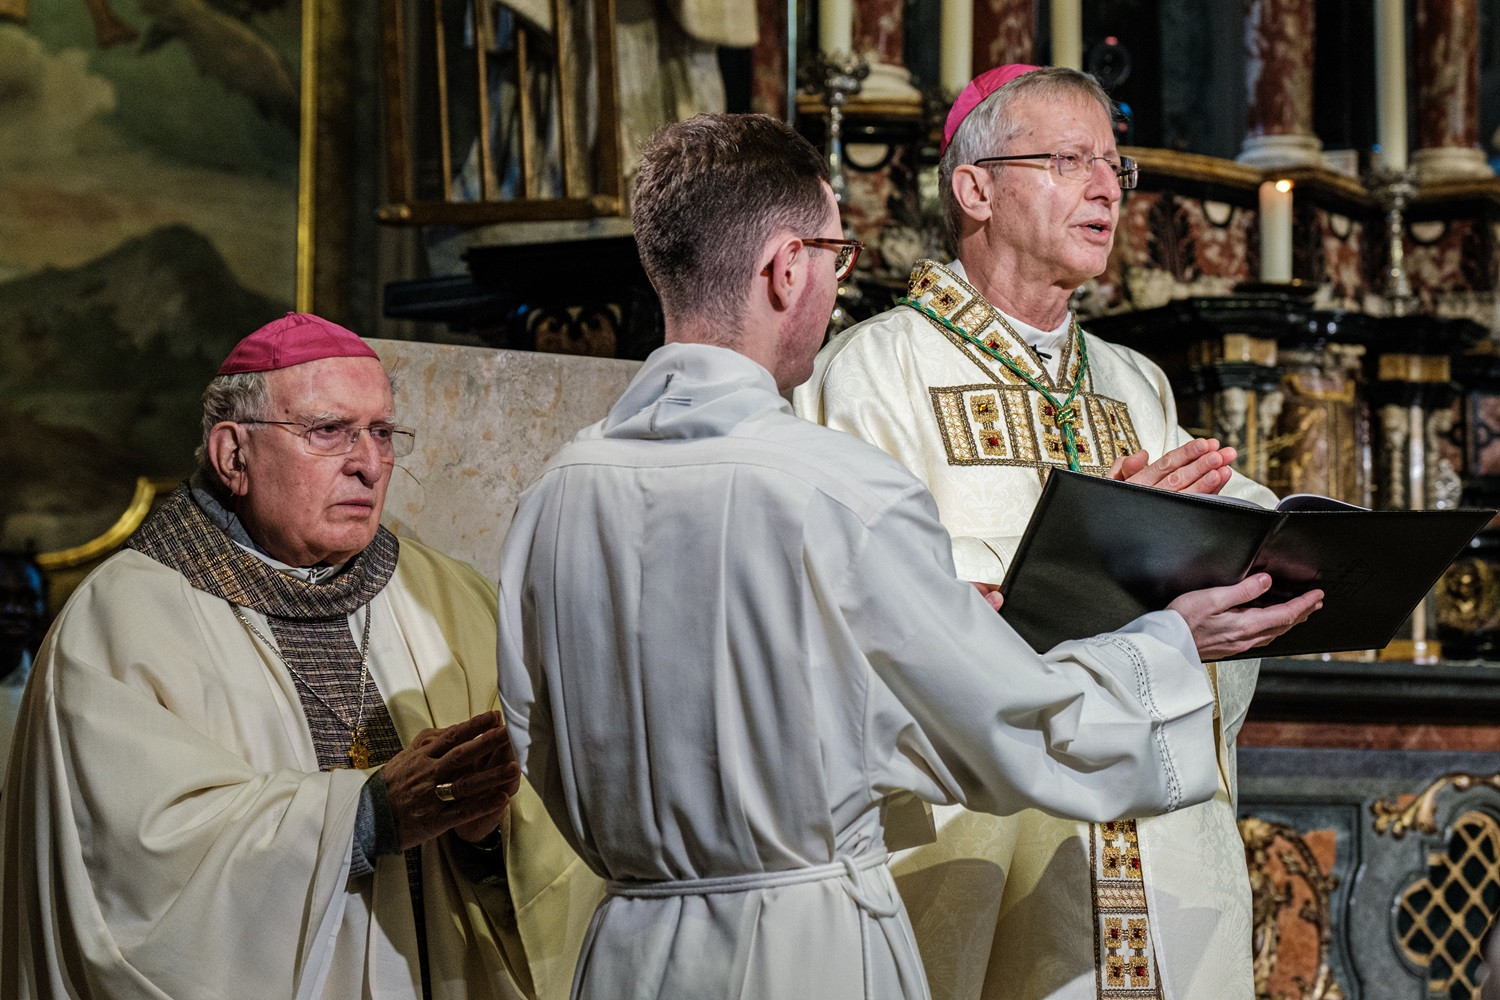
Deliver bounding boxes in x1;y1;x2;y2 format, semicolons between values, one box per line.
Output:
348;728;370;770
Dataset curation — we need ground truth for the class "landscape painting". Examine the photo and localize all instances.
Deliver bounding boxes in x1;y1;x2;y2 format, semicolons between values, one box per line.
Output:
0;0;301;554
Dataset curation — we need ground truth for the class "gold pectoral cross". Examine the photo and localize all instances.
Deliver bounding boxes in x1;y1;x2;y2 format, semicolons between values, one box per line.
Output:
348;728;370;770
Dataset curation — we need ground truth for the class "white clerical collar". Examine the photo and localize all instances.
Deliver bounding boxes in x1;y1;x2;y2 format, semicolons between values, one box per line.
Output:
232;540;346;584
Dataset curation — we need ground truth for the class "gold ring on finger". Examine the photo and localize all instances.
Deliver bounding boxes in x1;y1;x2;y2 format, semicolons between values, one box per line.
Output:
434;781;457;802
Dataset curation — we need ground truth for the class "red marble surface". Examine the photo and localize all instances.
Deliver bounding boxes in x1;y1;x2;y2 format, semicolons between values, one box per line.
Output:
752;0;787;118
1416;0;1481;150
1243;0;1316;139
854;0;904;63
841;166;894;270
1241;719;1500;750
1111;191;1254;284
975;0;1036;73
1318;209;1368;309
1405;218;1494;310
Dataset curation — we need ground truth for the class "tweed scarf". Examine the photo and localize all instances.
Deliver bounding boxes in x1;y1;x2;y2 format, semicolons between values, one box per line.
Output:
129;484;432;998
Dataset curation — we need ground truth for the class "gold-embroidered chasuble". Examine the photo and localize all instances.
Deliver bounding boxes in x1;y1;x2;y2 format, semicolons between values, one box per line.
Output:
905;260;1143;483
906;260;1162;999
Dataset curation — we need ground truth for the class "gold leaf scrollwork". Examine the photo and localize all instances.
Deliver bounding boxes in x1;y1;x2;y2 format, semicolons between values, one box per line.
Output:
1371;773;1500;839
1239;817;1345;1000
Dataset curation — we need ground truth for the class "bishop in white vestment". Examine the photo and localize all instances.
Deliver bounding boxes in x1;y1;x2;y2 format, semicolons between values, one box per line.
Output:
793;64;1284;1000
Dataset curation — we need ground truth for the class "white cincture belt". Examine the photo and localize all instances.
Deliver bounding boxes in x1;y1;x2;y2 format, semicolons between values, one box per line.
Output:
605;851;901;918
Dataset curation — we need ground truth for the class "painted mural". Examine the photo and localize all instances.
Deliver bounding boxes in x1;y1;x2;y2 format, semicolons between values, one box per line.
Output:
0;0;300;553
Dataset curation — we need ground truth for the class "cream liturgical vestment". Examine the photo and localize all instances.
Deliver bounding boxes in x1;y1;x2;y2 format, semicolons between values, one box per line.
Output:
498;342;1224;1000
0;527;579;1000
793;259;1276;1000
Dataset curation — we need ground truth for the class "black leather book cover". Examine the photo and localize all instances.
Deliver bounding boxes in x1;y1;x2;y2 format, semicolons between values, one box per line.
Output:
998;470;1493;659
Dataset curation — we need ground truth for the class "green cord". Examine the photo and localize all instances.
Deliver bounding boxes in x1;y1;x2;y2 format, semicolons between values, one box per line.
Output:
898;296;1091;473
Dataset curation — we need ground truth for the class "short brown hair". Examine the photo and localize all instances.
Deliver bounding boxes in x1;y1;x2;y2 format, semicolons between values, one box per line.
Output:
940;68;1116;244
632;114;830;343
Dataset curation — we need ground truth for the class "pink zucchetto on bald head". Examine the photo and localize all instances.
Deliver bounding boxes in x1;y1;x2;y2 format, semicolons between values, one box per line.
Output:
217;312;379;375
941;63;1043;154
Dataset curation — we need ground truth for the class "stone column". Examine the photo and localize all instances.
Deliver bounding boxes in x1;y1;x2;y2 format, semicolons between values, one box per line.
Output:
975;0;1036;71
749;0;786;118
1414;0;1492;180
854;0;921;99
1237;0;1323;168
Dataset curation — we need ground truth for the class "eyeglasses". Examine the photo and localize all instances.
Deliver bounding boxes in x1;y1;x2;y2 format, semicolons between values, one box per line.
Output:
972;151;1138;190
801;237;864;281
241;419;416;458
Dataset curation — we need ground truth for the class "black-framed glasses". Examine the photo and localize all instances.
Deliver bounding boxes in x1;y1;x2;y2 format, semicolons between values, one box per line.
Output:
802;237;864;281
241;419;416;458
972;151;1138;190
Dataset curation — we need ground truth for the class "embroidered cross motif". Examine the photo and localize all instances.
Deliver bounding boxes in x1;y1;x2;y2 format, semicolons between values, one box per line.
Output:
908;261;938;296
968;394;1008;458
929;286;963;317
1093;820;1161;999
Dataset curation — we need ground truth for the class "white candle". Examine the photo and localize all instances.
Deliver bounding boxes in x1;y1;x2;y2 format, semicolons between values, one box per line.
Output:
821;0;853;56
1259;179;1294;283
940;0;973;97
1375;0;1408;170
1052;0;1082;71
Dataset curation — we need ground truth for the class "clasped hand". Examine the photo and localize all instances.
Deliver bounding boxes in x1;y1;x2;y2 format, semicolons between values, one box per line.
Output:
380;710;523;850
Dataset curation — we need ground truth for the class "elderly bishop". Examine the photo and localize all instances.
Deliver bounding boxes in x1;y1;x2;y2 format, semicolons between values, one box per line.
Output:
2;314;558;1000
795;66;1291;1000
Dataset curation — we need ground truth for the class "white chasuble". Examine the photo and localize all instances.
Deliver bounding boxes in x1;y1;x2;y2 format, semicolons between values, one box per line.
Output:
1;537;586;1000
794;260;1273;1000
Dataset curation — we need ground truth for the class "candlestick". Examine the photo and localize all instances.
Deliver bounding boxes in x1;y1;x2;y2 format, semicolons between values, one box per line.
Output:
939;0;972;96
1258;179;1293;283
1375;0;1408;170
1371;167;1420;316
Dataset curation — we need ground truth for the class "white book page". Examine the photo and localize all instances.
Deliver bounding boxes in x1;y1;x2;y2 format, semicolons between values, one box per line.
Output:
1274;493;1368;512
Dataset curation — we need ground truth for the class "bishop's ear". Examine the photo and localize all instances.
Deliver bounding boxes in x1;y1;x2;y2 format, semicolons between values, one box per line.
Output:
205;422;251;496
950;164;995;223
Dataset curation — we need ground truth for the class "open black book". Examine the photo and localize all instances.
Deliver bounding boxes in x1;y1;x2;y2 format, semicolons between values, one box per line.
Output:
998;470;1493;659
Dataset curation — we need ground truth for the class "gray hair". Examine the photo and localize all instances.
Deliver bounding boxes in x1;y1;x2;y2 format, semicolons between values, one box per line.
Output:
939;67;1116;245
195;371;270;476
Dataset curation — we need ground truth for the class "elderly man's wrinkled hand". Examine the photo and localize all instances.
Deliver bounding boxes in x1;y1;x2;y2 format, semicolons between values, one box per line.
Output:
381;710;523;851
1109;439;1237;495
1167;573;1323;661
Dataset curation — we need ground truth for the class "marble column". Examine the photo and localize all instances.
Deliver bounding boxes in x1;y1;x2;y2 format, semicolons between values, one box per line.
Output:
750;0;786;117
1414;0;1493;180
975;0;1036;72
854;0;921;99
1237;0;1323;168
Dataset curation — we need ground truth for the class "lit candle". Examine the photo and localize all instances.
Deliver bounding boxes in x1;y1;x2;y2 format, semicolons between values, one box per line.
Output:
821;0;853;56
1052;0;1082;70
1374;0;1407;170
1259;179;1294;283
940;0;972;97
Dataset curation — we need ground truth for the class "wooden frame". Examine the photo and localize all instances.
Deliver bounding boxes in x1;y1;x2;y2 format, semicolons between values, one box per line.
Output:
376;0;624;226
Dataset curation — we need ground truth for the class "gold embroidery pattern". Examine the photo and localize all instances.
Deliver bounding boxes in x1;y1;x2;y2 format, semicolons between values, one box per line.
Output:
929;287;964;318
969;393;1010;458
908;261;1142;482
1093;820;1162;1000
930;384;1135;477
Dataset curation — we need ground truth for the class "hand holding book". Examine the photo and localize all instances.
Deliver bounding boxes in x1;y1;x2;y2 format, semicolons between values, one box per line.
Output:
1165;572;1323;661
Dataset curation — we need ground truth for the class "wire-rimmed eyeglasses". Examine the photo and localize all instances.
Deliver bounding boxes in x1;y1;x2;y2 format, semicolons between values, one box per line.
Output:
802;237;865;281
972;151;1138;190
241;419;416;458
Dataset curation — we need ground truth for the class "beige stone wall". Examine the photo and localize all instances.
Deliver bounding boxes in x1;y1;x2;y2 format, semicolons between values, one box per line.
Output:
374;340;640;580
